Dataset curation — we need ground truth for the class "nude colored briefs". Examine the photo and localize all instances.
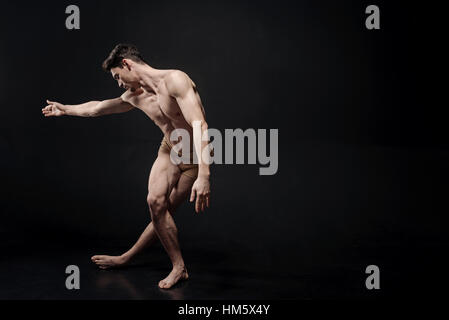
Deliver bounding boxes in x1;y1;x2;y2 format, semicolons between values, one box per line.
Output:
158;136;198;179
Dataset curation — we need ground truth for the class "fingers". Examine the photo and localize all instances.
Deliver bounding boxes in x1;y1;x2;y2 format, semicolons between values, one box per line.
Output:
45;99;63;109
43;99;64;117
42;106;51;115
194;193;210;213
42;100;53;116
190;188;196;202
201;192;210;211
42;105;54;117
201;197;206;212
195;195;202;213
195;196;201;213
197;195;205;213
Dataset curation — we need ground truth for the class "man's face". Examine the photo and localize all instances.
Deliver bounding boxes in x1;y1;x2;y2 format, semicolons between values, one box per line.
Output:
110;61;140;91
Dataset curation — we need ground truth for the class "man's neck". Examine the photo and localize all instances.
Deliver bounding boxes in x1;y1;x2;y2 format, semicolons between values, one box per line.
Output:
135;64;164;93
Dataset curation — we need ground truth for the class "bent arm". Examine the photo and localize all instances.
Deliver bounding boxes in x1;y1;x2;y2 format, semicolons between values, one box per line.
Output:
166;71;210;177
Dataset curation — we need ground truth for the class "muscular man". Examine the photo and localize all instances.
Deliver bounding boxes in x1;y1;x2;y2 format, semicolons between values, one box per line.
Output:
41;44;211;289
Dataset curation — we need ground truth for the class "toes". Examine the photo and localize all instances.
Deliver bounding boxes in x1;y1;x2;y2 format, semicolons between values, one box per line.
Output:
92;256;107;263
91;256;102;262
91;255;114;270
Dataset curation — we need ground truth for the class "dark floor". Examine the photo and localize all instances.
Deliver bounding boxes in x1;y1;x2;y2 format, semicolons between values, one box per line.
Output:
1;239;446;300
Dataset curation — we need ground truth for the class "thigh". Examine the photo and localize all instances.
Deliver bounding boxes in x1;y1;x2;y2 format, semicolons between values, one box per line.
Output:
168;174;196;212
148;151;182;200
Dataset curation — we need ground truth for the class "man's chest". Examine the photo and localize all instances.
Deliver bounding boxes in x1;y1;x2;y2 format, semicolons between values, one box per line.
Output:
130;91;184;125
156;93;183;121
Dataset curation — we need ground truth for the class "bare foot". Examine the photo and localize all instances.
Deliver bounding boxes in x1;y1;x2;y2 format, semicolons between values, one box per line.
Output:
158;266;189;289
91;255;129;269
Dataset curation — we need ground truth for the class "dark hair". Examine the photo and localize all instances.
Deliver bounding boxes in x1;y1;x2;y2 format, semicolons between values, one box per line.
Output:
102;43;145;71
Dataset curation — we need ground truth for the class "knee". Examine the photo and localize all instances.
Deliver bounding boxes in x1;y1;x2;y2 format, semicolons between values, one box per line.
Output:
147;193;168;218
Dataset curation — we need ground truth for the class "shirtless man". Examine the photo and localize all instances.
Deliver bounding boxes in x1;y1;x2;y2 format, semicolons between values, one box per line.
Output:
41;44;211;289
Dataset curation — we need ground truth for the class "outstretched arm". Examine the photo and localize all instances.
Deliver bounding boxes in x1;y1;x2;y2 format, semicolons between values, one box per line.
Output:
42;97;134;117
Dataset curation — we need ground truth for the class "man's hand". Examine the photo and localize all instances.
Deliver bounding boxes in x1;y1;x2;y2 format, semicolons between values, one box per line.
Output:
190;175;210;213
42;100;67;117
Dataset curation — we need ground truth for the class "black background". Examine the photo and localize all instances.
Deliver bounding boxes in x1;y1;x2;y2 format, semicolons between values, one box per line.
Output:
0;0;448;299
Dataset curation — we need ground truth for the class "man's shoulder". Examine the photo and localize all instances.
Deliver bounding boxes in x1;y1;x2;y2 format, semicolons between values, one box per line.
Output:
165;69;189;83
164;70;192;96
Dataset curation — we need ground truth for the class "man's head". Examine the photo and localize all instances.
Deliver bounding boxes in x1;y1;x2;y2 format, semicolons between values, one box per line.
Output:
102;44;146;91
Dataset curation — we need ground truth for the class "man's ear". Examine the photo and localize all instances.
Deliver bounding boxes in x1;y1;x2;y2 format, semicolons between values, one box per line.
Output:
122;59;132;70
